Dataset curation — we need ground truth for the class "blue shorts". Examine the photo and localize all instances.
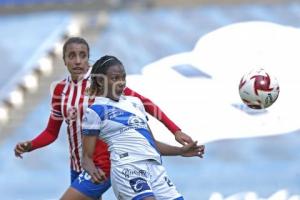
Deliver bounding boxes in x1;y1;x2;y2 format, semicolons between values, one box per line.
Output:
71;170;81;183
71;170;111;200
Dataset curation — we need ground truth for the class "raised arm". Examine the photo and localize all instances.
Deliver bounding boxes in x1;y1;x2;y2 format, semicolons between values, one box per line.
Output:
124;87;193;145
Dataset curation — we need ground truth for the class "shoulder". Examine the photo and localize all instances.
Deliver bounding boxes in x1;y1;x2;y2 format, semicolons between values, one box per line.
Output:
82;107;102;126
50;78;68;97
88;97;110;114
123;96;143;106
84;106;99;118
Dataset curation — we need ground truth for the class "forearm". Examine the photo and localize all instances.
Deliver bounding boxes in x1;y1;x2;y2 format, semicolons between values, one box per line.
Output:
156;140;182;156
30;131;57;150
30;117;62;150
82;135;98;171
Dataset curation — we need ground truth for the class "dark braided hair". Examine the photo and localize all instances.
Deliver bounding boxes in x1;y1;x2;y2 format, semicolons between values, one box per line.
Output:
89;55;123;96
62;37;90;60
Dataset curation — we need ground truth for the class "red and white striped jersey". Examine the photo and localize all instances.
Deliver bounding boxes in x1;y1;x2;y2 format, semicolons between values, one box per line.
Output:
51;71;92;172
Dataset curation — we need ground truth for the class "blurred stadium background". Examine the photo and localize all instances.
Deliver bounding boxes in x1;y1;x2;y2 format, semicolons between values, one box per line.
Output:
1;0;300;199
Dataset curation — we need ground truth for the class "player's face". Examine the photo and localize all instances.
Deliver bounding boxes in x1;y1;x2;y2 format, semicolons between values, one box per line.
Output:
104;64;126;101
64;43;89;81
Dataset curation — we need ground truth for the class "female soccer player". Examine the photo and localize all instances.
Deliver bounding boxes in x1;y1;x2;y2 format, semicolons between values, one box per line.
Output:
14;37;195;200
82;55;205;200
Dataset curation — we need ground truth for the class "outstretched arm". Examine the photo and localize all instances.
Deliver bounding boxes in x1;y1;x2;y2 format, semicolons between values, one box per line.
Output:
124;87;193;145
156;140;205;158
147;124;204;158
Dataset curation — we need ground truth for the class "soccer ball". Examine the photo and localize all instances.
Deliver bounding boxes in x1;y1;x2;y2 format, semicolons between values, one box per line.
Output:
239;68;280;109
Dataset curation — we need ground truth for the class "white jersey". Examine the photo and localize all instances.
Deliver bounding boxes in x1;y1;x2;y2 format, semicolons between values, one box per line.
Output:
82;96;161;166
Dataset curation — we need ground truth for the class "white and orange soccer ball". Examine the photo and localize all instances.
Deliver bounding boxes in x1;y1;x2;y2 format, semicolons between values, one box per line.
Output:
239;68;280;109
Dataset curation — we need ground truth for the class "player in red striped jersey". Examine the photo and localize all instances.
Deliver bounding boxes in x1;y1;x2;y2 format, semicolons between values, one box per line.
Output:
14;37;194;200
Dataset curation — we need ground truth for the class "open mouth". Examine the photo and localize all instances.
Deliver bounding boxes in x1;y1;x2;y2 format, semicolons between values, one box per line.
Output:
72;67;84;73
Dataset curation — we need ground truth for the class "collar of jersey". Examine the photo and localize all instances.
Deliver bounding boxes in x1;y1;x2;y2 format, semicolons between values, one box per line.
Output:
94;95;126;104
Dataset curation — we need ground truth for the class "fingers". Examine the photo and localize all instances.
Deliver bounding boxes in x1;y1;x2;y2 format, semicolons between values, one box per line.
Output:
91;173;102;184
181;141;205;158
186;140;199;150
197;144;205;158
14;142;31;159
91;168;106;184
192;141;205;151
14;149;23;159
193;142;205;158
90;172;102;184
97;168;107;180
14;143;25;158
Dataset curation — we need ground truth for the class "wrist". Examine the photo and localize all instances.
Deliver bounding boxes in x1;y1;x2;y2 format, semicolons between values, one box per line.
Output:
25;141;32;152
174;130;182;135
177;146;185;156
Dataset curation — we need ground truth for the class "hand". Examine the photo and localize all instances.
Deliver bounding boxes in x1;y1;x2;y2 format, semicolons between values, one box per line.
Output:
180;141;205;158
82;158;107;184
175;130;193;145
88;167;107;184
14;141;32;159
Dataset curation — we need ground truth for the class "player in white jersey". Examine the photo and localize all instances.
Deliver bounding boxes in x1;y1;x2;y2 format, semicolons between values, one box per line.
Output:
82;55;205;200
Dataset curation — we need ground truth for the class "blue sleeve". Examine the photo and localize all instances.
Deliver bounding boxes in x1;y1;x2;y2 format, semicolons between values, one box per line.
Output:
82;129;100;136
82;107;101;136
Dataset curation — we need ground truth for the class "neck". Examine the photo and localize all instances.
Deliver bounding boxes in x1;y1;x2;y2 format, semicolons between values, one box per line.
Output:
71;74;84;82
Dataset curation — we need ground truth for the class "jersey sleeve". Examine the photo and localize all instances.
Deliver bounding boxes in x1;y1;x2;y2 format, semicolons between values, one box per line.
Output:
30;117;63;150
123;87;181;134
50;81;64;120
82;107;101;136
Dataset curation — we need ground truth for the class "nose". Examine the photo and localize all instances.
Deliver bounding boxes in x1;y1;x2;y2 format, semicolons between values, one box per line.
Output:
115;80;126;91
75;55;81;64
118;80;126;88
